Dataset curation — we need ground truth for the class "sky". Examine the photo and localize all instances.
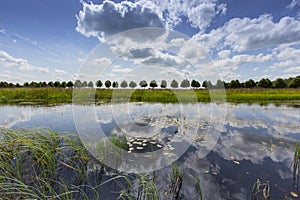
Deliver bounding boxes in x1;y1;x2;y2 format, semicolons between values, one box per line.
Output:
0;0;300;84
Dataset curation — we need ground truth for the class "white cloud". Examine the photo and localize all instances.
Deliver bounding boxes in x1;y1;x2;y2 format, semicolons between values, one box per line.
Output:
76;0;164;41
76;0;226;41
140;0;226;31
284;66;300;73
196;15;300;52
269;60;294;70
187;2;226;31
54;69;67;75
0;28;5;34
178;38;207;64
111;65;133;73
276;47;300;61
217;50;231;59
0;50;49;73
223;15;300;51
215;53;272;70
287;0;300;9
92;57;111;66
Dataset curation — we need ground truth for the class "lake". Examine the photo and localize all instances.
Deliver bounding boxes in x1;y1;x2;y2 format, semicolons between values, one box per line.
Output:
0;103;299;199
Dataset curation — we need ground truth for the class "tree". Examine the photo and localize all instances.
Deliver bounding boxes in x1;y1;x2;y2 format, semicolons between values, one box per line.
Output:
228;80;241;88
66;81;73;88
60;81;67;88
170;79;178;88
257;78;272;88
88;81;94;88
244;79;256;88
215;79;224;89
74;80;81;88
139;80;147;88
150;80;158;88
191;80;200;88
29;81;39;87
272;78;286;88
96;80;103;88
23;82;29;87
0;82;9;88
120;80;128;88
129;81;137;88
40;82;47;87
160;80;167;88
105;80;111;88
112;81;118;88
81;81;88;87
54;81;61;88
287;77;300;88
47;81;54;87
180;79;190;88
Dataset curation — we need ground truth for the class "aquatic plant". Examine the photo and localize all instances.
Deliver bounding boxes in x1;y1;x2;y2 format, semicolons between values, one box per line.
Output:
293;142;300;193
251;179;270;200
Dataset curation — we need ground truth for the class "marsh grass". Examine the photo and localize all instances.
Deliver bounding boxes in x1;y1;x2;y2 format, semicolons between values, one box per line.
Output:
0;88;72;104
1;88;300;105
293;143;300;192
0;129;198;200
0;128;96;199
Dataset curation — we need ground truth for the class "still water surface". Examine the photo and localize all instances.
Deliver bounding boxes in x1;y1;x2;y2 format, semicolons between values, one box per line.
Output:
0;103;299;199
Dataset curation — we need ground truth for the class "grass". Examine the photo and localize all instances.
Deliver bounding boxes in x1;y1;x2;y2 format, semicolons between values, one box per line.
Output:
0;88;72;104
293;143;300;192
1;87;300;105
0;128;197;200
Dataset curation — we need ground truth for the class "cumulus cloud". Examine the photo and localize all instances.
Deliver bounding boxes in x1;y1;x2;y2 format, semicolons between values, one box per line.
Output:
222;15;300;51
0;50;49;73
76;0;227;41
217;50;231;59
195;14;300;53
76;0;164;41
214;53;273;71
139;0;226;31
54;69;67;75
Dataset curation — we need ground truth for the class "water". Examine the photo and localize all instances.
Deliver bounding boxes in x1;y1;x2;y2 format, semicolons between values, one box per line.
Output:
0;103;299;199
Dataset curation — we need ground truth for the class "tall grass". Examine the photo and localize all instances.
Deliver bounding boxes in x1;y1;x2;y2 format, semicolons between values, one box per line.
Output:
0;129;201;200
293;143;300;192
0;128;94;199
0;88;72;104
1;88;300;105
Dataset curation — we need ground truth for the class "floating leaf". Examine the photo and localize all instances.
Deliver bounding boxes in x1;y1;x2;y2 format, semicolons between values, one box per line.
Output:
211;171;217;176
261;142;267;145
204;170;209;174
290;191;298;197
233;160;240;165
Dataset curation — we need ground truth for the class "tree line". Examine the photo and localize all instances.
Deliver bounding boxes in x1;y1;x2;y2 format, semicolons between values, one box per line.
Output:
0;76;299;89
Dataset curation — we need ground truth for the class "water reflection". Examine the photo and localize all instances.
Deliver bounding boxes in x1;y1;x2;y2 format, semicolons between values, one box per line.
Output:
0;103;299;199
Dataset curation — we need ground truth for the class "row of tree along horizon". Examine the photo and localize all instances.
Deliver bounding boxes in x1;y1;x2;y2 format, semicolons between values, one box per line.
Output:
0;76;299;89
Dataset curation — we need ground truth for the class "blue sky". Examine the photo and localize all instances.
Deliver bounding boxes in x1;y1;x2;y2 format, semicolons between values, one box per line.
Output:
0;0;300;83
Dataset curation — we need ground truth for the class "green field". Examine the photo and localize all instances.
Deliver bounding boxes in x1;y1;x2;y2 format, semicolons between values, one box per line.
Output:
0;88;300;105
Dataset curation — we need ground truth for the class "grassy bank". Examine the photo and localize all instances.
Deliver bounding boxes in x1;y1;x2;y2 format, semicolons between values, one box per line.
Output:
1;88;300;105
0;128;194;199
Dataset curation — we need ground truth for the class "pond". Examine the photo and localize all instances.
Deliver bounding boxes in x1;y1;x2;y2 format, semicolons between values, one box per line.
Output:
0;103;299;199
